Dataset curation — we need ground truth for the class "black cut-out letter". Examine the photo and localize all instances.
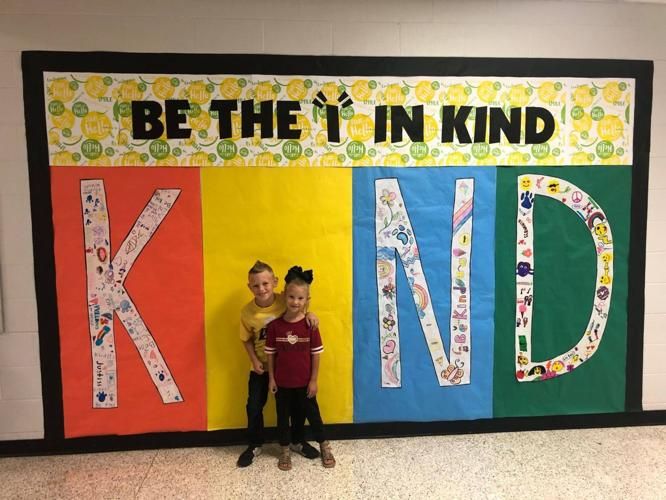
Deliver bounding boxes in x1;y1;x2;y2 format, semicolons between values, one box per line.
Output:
489;107;521;144
132;101;164;139
474;107;488;143
525;107;555;144
391;105;424;143
209;100;238;139
165;100;192;139
441;106;472;143
277;101;302;139
375;106;388;143
326;105;340;143
241;100;273;138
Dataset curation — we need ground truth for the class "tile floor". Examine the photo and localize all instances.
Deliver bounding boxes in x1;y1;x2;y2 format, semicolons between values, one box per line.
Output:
1;425;665;499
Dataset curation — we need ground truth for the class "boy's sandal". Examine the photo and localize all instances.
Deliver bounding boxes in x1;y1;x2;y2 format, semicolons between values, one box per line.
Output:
278;447;292;471
320;441;336;468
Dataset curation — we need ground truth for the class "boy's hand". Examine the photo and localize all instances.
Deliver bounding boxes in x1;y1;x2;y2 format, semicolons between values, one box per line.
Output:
252;359;265;375
307;379;318;398
269;378;277;394
305;311;319;329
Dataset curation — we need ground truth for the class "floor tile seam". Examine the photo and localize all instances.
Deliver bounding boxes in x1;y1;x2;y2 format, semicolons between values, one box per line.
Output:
134;449;159;499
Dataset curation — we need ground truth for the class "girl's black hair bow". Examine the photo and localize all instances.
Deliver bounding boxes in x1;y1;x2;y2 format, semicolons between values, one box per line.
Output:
285;265;314;284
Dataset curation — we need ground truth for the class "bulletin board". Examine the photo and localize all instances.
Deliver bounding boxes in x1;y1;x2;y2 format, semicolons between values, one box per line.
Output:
5;52;661;455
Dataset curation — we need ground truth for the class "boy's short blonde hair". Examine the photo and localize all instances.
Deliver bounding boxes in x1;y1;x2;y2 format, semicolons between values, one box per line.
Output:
248;260;274;275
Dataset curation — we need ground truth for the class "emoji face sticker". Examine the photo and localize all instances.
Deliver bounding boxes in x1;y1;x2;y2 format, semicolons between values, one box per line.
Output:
551;360;564;372
594;222;612;244
546;178;560;194
519;176;532;191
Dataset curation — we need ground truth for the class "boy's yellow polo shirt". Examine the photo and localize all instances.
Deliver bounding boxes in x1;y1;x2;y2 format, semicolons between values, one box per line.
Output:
239;293;286;365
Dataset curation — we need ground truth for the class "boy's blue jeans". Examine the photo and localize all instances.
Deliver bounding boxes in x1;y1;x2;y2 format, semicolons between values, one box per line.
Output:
245;371;307;447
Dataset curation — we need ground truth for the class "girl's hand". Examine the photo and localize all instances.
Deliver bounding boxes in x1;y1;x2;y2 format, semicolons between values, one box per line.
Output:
269;378;277;394
307;380;318;398
305;312;319;329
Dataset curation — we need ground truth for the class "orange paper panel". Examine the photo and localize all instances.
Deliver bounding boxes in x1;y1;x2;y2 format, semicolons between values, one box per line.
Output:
51;167;206;437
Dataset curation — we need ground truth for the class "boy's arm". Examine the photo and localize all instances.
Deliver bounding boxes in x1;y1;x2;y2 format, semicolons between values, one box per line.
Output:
307;326;323;398
242;339;264;374
240;314;265;374
265;322;277;391
302;292;319;328
307;353;320;398
305;310;319;328
267;354;277;394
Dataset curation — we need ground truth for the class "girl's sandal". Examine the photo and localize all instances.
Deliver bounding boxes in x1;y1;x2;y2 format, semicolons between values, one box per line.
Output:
278;447;292;471
320;440;336;468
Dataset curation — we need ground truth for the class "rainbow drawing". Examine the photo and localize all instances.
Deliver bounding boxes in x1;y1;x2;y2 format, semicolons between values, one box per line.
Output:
412;283;429;311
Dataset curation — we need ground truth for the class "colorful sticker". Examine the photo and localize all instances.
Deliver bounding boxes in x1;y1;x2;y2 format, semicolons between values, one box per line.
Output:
515;175;613;382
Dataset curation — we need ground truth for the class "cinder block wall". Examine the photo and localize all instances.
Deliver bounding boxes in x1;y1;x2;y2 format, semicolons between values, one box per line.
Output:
1;0;664;440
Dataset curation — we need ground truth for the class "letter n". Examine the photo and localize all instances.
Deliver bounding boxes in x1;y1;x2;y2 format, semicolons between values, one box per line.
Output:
375;178;474;388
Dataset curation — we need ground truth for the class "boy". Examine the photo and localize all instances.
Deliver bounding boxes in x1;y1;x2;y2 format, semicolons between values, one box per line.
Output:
236;260;320;467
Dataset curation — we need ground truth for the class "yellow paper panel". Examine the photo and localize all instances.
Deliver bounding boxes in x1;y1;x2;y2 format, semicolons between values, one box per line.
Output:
203;167;353;430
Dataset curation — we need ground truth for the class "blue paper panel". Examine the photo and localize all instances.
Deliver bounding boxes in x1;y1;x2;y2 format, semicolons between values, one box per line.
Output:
353;167;496;422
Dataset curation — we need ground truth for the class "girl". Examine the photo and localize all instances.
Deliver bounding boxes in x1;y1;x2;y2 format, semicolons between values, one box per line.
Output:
265;266;335;471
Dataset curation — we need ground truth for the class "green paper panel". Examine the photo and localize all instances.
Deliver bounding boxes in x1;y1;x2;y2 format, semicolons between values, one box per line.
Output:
494;166;631;417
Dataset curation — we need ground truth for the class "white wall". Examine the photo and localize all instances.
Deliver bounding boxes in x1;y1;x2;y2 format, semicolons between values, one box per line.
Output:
0;0;664;441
